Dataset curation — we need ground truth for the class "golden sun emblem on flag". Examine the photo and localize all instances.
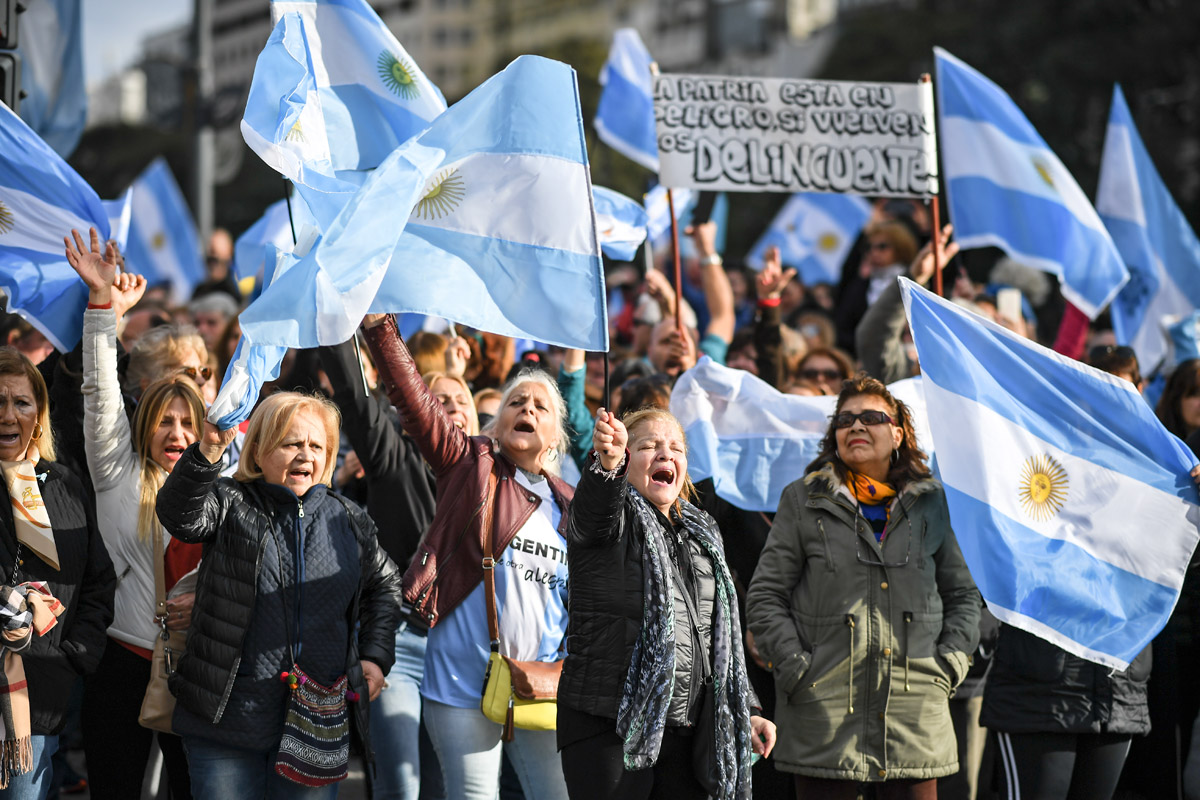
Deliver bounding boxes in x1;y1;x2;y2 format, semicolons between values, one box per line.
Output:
1031;157;1056;190
152;232;167;251
0;199;13;235
286;119;305;143
817;232;839;252
378;51;420;100
1018;454;1068;521
414;169;465;221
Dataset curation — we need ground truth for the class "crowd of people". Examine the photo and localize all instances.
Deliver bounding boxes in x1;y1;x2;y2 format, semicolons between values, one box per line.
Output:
0;192;1197;800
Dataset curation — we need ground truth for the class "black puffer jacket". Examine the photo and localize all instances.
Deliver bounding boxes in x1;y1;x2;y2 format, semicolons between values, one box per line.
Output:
559;457;749;728
0;461;115;735
980;623;1151;736
156;445;402;763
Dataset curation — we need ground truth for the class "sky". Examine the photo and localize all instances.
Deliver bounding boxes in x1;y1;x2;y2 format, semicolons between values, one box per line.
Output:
82;0;191;87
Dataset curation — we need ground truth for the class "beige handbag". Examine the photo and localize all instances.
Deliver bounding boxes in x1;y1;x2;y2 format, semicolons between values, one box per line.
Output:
138;524;187;733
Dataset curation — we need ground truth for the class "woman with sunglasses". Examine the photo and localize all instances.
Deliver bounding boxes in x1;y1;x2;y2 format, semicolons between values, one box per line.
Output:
747;374;980;799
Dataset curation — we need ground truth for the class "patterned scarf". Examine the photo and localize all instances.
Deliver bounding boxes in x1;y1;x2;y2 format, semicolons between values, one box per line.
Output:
847;471;896;539
0;445;57;571
616;491;754;800
0;582;63;788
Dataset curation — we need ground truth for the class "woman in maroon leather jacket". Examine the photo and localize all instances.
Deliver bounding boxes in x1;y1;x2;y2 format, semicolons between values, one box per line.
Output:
362;313;574;800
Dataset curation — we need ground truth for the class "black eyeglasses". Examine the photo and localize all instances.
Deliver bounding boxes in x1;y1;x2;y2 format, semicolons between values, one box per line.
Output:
831;410;894;429
1088;344;1136;363
854;514;912;568
801;368;843;382
869;242;892;251
179;366;213;383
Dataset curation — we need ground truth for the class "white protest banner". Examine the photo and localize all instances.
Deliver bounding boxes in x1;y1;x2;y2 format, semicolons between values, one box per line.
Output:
653;74;938;198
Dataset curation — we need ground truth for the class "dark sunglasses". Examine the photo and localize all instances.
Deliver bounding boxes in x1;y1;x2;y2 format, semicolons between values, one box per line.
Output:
831;410;894;429
869;242;892;251
801;368;843;382
1088;344;1136;362
180;366;213;383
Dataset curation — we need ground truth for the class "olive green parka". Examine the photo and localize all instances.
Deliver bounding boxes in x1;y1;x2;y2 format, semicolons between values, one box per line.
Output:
746;465;981;781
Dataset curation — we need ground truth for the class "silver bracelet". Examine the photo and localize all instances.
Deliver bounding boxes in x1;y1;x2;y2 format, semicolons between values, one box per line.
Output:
589;451;625;480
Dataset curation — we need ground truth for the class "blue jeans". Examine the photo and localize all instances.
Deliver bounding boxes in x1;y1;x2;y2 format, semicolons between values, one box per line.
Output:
182;736;339;800
423;698;567;800
370;623;427;800
0;735;57;800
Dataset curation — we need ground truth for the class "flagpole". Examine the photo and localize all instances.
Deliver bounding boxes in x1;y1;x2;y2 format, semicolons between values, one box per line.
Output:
920;73;943;297
667;188;683;334
283;178;298;246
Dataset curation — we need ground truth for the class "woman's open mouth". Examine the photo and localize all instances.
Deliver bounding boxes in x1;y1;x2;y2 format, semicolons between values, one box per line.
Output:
651;468;675;486
514;421;535;433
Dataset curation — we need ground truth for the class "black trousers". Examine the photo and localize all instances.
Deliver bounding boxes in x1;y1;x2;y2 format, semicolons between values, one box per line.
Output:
560;726;708;800
993;731;1130;800
81;637;192;800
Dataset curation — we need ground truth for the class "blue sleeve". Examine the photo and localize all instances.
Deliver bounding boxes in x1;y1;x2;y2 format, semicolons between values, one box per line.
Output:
557;365;595;471
700;333;728;365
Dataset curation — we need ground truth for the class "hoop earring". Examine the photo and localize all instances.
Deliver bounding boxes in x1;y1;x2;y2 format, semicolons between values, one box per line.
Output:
891;448;899;465
546;448;559;463
30;422;43;442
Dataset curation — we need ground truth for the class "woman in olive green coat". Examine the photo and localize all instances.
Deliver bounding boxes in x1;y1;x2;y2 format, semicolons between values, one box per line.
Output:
747;374;980;799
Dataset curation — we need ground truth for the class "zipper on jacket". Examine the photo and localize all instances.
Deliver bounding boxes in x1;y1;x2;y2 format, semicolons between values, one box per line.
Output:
298;499;305;518
216;530;270;723
416;494;489;623
816;519;837;573
903;612;913;691
845;613;856;714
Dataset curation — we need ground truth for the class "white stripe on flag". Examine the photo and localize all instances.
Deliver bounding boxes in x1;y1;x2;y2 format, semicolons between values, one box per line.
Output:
941;116;1107;235
407;154;594;255
1;185;95;253
1095;123;1146;226
924;377;1195;590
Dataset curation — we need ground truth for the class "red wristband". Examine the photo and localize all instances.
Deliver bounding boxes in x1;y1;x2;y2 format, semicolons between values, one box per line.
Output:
757;297;782;308
86;301;113;310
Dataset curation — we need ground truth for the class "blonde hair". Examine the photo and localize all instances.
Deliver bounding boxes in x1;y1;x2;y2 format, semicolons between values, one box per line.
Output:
620;407;696;507
132;376;206;540
0;347;55;461
482;369;569;476
408;332;448;378
125;324;208;398
234;392;340;487
422;371;480;435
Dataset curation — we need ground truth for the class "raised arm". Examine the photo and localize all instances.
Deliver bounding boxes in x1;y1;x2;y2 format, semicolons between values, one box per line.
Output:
557;348;595;471
565;409;629;549
156;424;239;545
753;246;794;388
361;314;470;475
691;221;735;347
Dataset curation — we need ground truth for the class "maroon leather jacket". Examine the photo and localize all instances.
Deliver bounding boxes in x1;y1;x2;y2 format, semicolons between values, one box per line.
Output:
363;316;574;628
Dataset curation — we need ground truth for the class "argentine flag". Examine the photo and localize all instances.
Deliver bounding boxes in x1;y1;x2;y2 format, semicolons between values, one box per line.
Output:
935;48;1128;318
17;0;87;159
1097;85;1200;373
0;101;108;351
121;158;205;303
595;28;658;172
901;277;1200;670
670;357;932;512
745;192;871;285
594;185;648;262
233;194;318;282
244;4;445;227
371;55;607;352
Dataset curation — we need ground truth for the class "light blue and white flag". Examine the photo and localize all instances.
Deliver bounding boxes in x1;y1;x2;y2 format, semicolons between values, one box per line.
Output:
0;101;108;351
233;194;318;281
745;192;871;285
370;55;607;352
1097;85;1200;372
595;28;658;172
208;245;293;428
120;158;205;303
102;188;132;251
17;0;86;159
593;185;648;262
644;184;694;245
900;276;1200;669
935;48;1127;318
670;356;931;512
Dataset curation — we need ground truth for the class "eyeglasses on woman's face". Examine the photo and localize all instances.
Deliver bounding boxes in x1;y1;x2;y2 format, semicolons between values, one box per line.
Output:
801;368;842;382
179;365;213;384
831;410;894;429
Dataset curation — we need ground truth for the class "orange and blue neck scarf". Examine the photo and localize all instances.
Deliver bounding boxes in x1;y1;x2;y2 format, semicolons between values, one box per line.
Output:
847;472;897;541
